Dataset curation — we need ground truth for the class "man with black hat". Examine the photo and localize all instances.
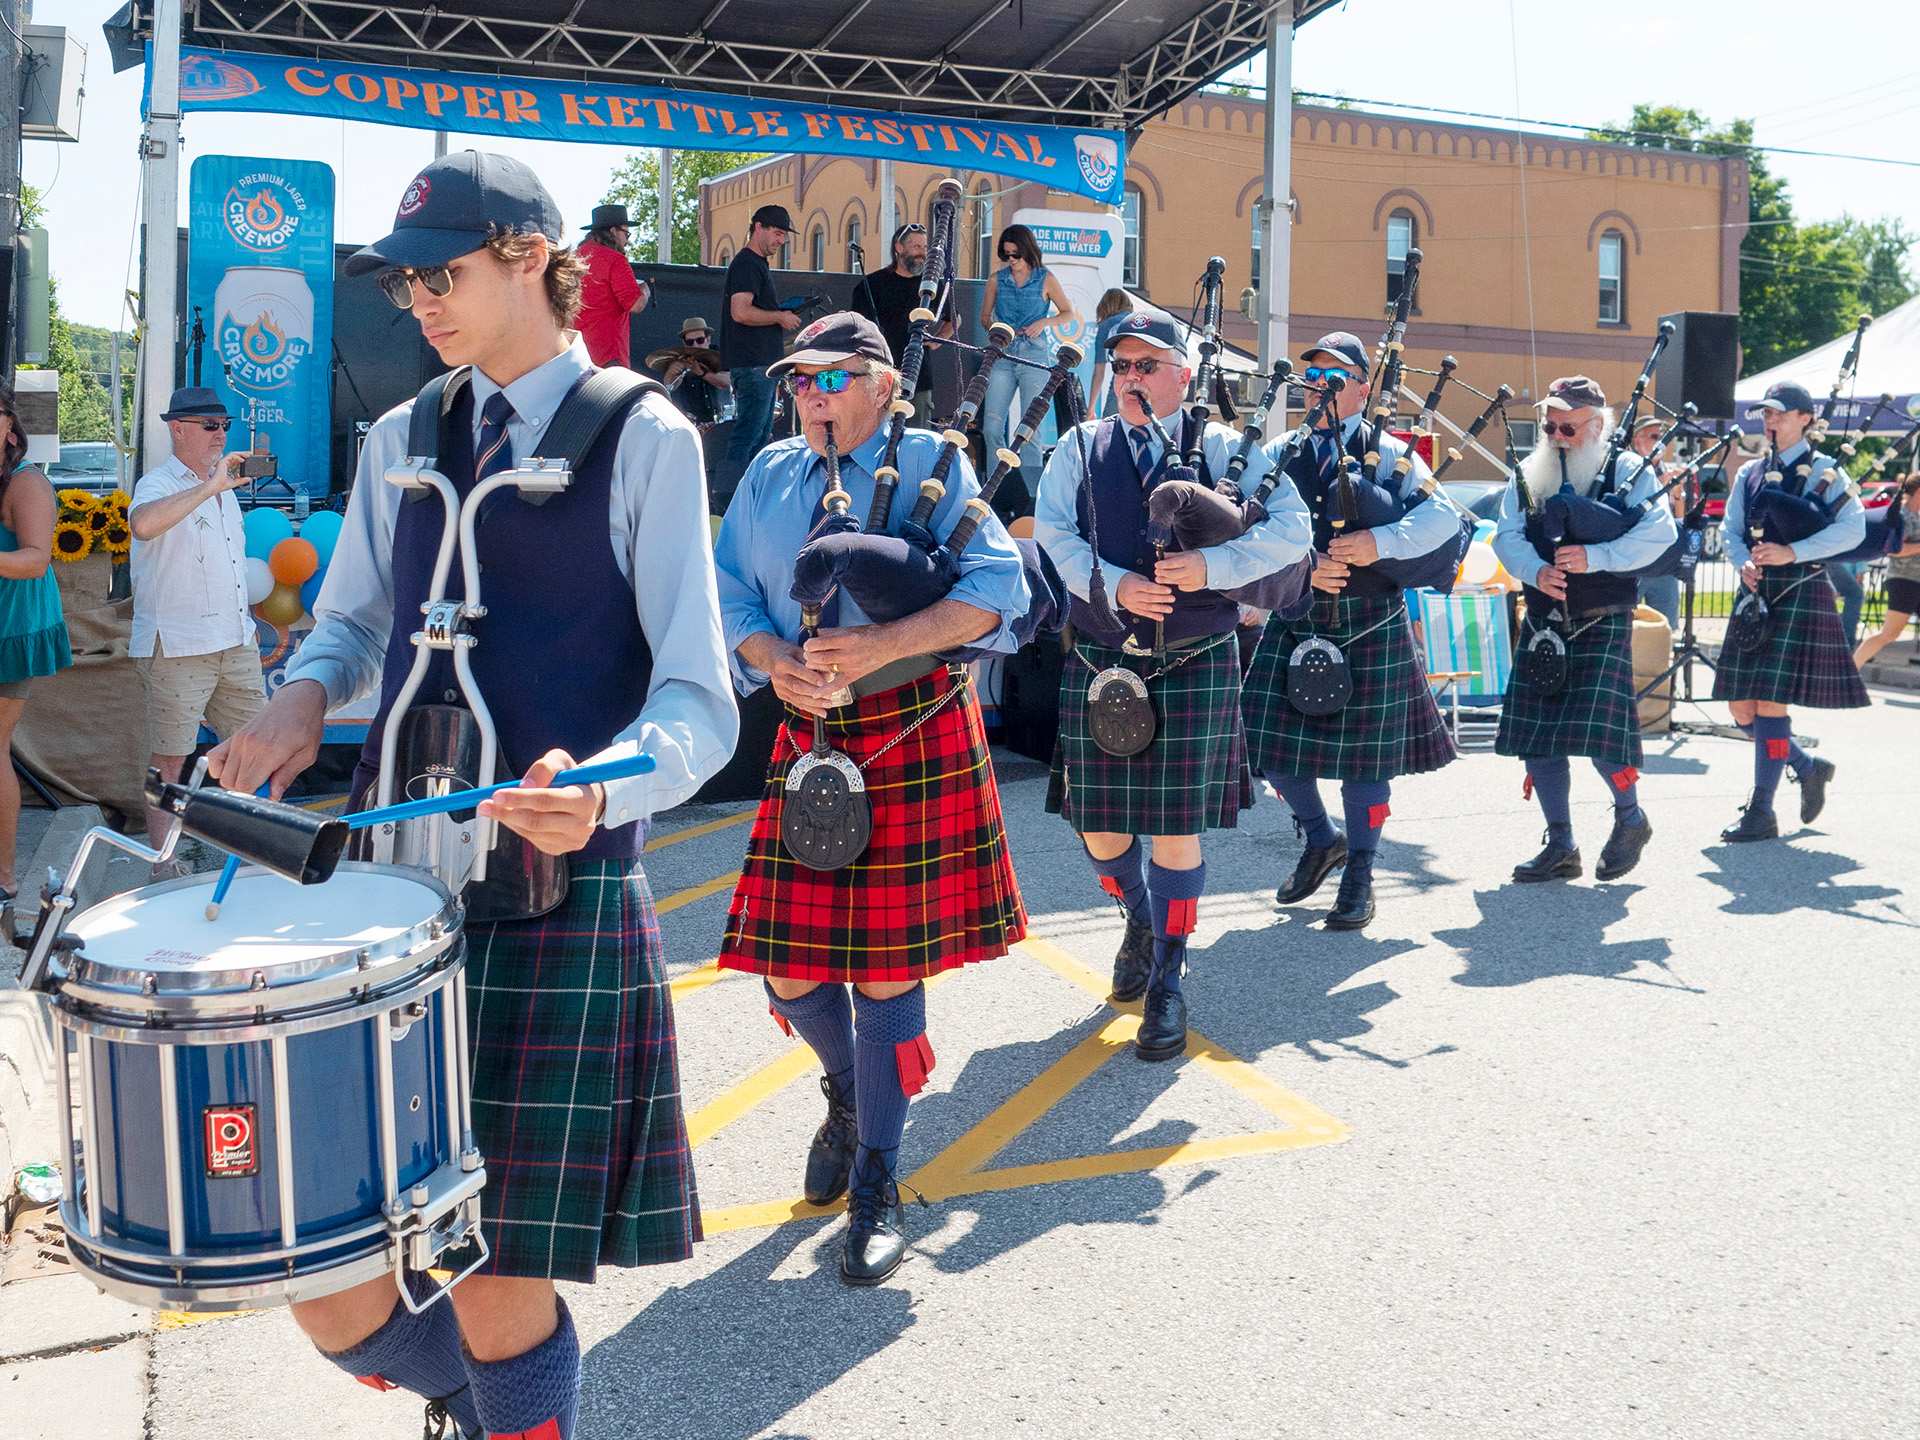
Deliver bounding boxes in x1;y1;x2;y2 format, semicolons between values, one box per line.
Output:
576;202;647;368
850;222;953;424
1712;379;1864;841
1034;312;1310;1059
720;204;800;483
713;310;1030;1287
127;387;263;860
1491;374;1677;882
208;150;736;1440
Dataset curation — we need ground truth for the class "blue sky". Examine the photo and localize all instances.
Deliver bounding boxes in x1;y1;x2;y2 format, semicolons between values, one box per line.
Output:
29;1;1919;332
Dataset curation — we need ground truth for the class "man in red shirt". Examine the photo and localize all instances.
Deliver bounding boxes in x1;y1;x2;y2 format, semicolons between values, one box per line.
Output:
576;203;647;367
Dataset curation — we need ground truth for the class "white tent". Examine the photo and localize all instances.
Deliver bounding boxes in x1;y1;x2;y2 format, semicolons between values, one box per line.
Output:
1735;295;1920;434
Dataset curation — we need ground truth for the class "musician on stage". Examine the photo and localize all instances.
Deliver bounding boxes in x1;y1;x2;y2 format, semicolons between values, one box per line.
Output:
713;311;1029;1286
1034;312;1310;1059
1712;380;1865;841
1241;331;1461;929
209;152;737;1440
1491;375;1676;882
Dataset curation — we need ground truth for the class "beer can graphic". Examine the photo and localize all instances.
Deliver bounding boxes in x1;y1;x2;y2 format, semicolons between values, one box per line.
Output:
214;266;315;392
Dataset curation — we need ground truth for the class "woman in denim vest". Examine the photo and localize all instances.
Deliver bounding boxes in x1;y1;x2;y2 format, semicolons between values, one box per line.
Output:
977;224;1077;510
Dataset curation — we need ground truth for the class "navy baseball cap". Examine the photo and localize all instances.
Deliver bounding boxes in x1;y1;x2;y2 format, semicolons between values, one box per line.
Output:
1542;374;1609;411
1106;311;1184;356
1300;331;1368;370
346;151;564;277
1755;381;1816;414
767;311;895;377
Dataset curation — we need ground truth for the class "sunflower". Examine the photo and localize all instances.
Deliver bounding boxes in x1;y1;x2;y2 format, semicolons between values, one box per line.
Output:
101;521;133;557
57;488;97;518
85;506;112;534
53;521;93;562
104;489;132;512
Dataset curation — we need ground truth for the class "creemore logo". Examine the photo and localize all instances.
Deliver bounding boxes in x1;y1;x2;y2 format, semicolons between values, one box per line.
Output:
222;174;306;252
179;55;263;103
1073;135;1120;200
216;269;316;391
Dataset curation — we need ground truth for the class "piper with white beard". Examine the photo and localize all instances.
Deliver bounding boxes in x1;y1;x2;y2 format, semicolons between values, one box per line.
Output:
1491;375;1677;882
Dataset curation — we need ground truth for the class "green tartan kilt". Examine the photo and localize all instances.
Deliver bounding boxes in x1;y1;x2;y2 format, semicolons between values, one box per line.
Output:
1496;610;1643;767
1241;591;1456;781
1045;629;1254;836
1712;565;1870;709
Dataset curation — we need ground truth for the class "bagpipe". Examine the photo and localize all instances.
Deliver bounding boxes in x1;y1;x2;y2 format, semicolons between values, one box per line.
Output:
1745;312;1872;547
1834;407;1920;563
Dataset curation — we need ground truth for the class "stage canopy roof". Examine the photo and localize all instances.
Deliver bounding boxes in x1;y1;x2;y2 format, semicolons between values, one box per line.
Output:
107;0;1348;134
1734;296;1920;436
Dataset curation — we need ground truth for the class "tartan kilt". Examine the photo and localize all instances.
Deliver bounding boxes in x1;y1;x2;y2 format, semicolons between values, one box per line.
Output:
719;665;1026;983
1045;629;1255;836
1496;611;1643;767
1241;592;1456;781
459;858;700;1281
1712;566;1870;709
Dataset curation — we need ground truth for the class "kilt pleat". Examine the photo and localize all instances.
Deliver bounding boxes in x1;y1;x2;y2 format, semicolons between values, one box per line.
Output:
719;667;1026;983
1711;566;1870;709
1045;630;1255;836
1496;611;1643;767
461;858;700;1281
1241;592;1456;781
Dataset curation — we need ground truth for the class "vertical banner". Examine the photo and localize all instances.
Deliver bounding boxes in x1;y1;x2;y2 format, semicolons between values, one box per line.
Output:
187;156;335;496
1009;209;1123;444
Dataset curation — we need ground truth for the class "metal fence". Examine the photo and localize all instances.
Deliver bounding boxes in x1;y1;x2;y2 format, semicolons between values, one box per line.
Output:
1684;520;1889;638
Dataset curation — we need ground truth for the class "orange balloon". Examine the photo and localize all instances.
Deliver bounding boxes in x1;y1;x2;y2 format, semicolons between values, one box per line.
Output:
269;536;320;586
256;582;306;628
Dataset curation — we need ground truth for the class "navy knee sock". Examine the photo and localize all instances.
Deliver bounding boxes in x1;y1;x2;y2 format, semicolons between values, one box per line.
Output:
851;984;932;1168
766;981;855;1095
318;1279;479;1435
462;1296;579;1440
1271;775;1337;847
1524;758;1575;845
1591;758;1645;825
1086;838;1150;926
1752;715;1792;810
1738;719;1811;779
1340;779;1391;857
1146;860;1205;995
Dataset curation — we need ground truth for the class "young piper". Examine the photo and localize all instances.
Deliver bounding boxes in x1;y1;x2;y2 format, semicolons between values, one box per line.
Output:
1033;312;1311;1058
1713;380;1867;840
211;151;737;1440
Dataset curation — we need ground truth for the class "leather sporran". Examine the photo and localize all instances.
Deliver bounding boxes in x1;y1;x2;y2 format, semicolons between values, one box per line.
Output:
780;746;873;871
1285;636;1353;716
1088;666;1156;757
1518;625;1570;696
1727;588;1772;656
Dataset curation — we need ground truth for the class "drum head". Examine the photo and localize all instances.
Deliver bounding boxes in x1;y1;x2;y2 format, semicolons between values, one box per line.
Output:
781;751;873;871
1520;627;1570;695
1088;667;1156;757
1287;637;1353;717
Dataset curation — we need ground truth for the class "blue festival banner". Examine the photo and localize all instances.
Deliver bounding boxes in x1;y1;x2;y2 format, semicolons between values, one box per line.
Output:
187;155;336;496
159;46;1127;206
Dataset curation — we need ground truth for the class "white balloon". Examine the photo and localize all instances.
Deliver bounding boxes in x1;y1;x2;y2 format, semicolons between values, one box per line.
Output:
1459;542;1498;586
245;557;275;605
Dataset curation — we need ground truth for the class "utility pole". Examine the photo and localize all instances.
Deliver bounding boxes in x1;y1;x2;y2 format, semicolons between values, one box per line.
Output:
0;0;30;377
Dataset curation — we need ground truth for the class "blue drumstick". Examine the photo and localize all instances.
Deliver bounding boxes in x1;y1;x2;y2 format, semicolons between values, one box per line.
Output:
204;783;272;920
345;753;656;831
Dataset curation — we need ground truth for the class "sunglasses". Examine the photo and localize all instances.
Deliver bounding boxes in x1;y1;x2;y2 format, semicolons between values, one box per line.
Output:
1109;358;1163;377
789;368;866;394
196;419;233;432
999;248;1021;260
1303;366;1353;384
378;264;455;309
1543;420;1586;439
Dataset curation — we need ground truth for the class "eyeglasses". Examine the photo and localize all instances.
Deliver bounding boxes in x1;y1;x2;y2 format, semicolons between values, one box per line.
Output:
789;368;866;394
1543;421;1585;439
1303;366;1353;384
1109;358;1162;377
197;419;233;432
378;264;454;309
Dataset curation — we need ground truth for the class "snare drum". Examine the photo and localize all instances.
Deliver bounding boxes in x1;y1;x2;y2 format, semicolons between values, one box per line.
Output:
46;863;486;1311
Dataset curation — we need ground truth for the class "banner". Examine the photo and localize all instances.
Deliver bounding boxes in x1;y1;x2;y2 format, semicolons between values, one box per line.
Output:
161;46;1127;206
187;155;336;496
1007;208;1124;444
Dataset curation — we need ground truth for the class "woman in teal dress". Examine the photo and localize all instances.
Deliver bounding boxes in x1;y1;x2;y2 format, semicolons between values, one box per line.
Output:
0;390;73;909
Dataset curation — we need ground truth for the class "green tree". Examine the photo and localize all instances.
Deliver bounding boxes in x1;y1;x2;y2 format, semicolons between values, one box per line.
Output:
600;149;767;266
19;183;119;442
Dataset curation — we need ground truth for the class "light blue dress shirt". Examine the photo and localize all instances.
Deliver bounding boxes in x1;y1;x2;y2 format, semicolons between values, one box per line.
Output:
1492;450;1679;586
1720;439;1864;571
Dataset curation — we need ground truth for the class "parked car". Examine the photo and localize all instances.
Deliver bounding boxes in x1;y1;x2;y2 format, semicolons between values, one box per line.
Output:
1442;479;1507;523
46;441;121;490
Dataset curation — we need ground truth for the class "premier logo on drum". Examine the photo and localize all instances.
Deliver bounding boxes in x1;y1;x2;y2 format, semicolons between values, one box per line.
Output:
204;1105;259;1178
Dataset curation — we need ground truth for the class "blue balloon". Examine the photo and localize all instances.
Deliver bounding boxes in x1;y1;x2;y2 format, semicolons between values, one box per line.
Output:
299;510;344;564
243;507;295;561
299;567;326;616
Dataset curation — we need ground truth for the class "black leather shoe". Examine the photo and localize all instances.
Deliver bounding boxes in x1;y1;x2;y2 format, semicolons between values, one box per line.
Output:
1721;800;1779;844
840;1150;910;1286
1135;975;1188;1062
1595;811;1653;881
1108;916;1153;1003
1277;830;1348;904
1325;853;1375;930
1513;831;1582;882
1796;757;1835;825
803;1073;858;1206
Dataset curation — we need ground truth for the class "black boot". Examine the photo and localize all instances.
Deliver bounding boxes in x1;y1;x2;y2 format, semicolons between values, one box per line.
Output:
1594;810;1653;882
1325;851;1375;930
1720;797;1779;843
840;1148;911;1286
1795;757;1835;825
1136;968;1188;1063
1513;830;1582;882
803;1073;858;1206
1108;916;1153;1003
421;1396;481;1440
1277;829;1348;905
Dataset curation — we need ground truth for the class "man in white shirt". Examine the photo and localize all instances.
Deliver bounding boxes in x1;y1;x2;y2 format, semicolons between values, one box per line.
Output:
127;387;263;850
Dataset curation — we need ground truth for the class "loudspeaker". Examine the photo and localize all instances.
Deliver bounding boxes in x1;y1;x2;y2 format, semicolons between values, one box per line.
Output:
1655;311;1740;419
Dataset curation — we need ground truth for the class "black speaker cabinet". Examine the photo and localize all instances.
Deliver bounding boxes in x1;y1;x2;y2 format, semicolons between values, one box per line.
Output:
1655;311;1740;419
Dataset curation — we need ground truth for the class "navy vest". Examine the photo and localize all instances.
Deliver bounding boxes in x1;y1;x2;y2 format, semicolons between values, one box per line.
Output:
353;378;655;860
1282;426;1403;600
1071;413;1239;647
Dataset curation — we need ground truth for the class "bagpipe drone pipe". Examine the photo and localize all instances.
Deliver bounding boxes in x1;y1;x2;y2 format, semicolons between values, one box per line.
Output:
1833;411;1920;563
1745;311;1877;549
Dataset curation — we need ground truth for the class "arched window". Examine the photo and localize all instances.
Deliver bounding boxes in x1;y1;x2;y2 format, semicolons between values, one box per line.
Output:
809;226;825;272
1598;230;1625;324
717;241;734;267
845;216;863;271
973;185;995;278
777;237;792;270
1121;185;1143;289
1386;209;1415;307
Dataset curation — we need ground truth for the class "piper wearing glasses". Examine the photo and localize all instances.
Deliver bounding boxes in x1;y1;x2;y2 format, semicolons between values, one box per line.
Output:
714;311;1030;1287
127;386;265;861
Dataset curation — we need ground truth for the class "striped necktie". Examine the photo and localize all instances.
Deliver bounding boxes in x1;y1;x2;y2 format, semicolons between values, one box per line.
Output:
1316;431;1340;486
474;391;516;485
1129;425;1157;478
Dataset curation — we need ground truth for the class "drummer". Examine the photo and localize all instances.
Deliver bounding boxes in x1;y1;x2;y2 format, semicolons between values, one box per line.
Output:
210;151;736;1440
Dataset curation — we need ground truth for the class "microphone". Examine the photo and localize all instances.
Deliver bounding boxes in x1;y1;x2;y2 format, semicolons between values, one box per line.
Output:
848;241;864;255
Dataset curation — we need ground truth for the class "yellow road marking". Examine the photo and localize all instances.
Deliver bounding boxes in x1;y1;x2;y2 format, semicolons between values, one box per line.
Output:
645;809;755;852
686;1042;819;1148
655;871;741;916
670;962;730;999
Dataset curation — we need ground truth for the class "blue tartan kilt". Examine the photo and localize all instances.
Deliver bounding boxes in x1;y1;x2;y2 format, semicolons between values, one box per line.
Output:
1496;610;1643;767
1712;565;1870;709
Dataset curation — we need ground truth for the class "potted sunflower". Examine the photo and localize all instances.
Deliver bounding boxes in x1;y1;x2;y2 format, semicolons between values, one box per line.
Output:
53;488;96;564
99;489;133;599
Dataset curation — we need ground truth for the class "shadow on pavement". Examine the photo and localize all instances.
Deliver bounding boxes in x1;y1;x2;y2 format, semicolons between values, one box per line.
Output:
1433;881;1694;992
1698;842;1915;929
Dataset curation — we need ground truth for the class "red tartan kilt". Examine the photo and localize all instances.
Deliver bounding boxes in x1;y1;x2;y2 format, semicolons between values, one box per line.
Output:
719;666;1027;983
